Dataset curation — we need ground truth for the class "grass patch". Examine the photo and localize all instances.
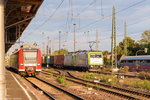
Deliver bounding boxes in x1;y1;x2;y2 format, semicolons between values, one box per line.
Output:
80;72;118;86
93;84;101;90
118;66;129;73
80;72;98;79
45;74;53;78
139;71;150;79
102;67;113;72
131;79;150;90
57;75;67;86
85;84;92;88
47;68;55;72
99;74;118;86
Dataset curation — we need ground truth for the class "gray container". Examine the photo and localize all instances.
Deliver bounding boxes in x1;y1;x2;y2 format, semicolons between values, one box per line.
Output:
75;52;88;67
64;54;73;66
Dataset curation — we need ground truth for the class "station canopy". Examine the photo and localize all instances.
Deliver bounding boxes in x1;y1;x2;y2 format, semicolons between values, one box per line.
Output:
5;0;44;52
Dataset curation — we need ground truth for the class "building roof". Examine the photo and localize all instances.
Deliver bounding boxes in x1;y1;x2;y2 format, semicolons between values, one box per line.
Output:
121;55;150;61
5;0;44;52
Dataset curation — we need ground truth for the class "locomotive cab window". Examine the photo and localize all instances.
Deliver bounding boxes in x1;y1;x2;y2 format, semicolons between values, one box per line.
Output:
90;54;102;58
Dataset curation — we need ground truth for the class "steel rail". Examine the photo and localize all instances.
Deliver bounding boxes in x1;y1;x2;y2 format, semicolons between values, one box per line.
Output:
25;78;56;100
89;70;139;78
41;70;140;99
67;71;150;98
35;77;84;100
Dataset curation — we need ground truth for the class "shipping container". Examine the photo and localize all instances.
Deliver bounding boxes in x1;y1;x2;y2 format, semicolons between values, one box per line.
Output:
42;56;46;66
45;56;50;65
64;53;73;66
75;52;88;67
54;55;64;67
50;56;54;66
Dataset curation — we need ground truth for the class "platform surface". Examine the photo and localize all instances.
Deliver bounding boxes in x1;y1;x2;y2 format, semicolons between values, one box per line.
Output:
5;70;31;100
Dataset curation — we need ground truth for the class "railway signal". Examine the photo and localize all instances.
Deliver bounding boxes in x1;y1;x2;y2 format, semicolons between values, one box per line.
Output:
144;48;148;53
136;48;148;56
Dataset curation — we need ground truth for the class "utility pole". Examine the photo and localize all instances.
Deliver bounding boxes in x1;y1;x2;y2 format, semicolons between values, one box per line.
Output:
111;6;117;68
42;32;45;55
47;36;49;55
124;21;127;56
0;0;5;98
49;40;51;55
43;42;45;55
59;31;61;51
96;29;99;51
73;24;76;52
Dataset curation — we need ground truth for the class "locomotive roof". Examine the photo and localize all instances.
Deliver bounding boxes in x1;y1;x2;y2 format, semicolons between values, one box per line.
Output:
121;55;150;60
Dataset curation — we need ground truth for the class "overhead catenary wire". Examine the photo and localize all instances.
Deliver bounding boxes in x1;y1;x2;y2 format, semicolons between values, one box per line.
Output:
37;13;150;47
26;0;146;42
75;0;146;32
21;0;65;40
34;10;150;47
58;0;97;31
18;0;146;51
97;13;150;37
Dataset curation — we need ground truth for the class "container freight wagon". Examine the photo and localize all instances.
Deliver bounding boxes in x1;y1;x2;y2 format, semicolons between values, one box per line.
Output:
64;53;73;67
45;56;50;67
42;56;46;67
75;52;88;68
54;55;64;67
50;56;54;66
10;45;42;76
64;53;76;69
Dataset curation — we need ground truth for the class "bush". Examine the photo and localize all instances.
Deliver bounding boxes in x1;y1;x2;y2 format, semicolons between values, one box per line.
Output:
131;79;150;90
118;66;129;73
57;75;67;86
99;74;118;86
48;68;55;72
81;72;98;79
102;67;113;72
139;71;150;79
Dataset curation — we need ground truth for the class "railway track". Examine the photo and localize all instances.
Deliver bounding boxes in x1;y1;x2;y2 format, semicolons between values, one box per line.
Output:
25;77;55;100
41;69;150;100
25;76;84;100
89;70;139;78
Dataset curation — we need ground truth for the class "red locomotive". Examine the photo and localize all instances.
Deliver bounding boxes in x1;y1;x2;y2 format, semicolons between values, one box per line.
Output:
10;45;42;76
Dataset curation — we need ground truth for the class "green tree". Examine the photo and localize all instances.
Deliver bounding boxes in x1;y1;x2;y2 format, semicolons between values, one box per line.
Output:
52;49;68;55
138;30;150;55
140;30;150;44
117;31;150;56
103;50;110;65
117;37;135;56
116;46;123;55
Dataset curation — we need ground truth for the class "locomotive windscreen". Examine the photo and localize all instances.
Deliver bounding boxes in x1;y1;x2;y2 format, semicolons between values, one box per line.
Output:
89;53;103;65
90;54;102;58
23;50;37;63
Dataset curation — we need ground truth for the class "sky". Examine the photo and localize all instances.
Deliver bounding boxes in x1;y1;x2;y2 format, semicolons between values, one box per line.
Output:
8;0;150;54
